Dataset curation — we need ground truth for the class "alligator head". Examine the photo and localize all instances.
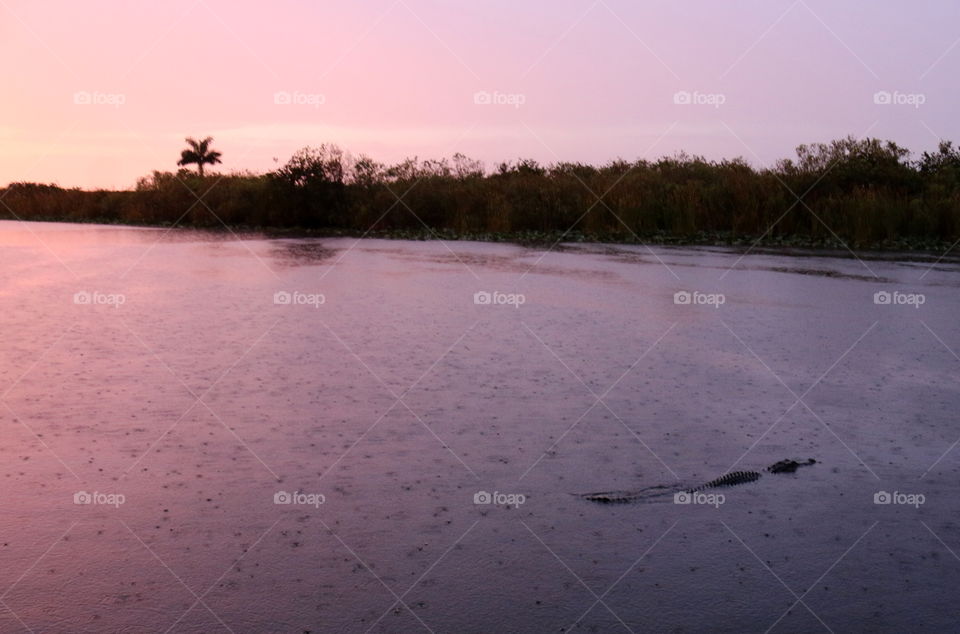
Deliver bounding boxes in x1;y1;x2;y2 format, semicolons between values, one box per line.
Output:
766;458;817;474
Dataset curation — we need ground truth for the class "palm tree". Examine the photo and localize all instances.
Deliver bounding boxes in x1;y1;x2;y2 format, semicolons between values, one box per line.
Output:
177;136;222;177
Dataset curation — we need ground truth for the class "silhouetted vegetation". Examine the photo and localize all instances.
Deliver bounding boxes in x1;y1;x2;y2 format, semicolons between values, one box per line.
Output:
177;137;222;177
3;136;960;250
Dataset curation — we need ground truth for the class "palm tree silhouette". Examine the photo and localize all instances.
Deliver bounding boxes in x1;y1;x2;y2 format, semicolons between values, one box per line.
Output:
177;137;222;177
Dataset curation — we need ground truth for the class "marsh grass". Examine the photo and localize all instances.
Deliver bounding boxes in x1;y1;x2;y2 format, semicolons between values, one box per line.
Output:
3;137;959;250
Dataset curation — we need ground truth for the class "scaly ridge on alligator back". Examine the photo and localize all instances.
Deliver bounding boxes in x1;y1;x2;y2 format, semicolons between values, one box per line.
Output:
687;470;760;493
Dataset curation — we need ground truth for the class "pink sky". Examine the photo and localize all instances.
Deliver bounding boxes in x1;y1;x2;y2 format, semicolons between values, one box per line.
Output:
1;0;958;189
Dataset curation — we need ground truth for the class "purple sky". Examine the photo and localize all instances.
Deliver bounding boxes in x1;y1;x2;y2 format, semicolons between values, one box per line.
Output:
2;0;958;188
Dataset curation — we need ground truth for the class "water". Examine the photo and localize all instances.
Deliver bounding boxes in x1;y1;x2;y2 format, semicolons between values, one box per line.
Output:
1;220;958;632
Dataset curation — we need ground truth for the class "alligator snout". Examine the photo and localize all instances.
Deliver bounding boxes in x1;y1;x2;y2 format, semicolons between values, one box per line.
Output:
767;458;816;474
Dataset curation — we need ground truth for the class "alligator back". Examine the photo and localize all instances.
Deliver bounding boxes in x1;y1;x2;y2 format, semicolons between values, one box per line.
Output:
688;470;761;492
579;459;817;504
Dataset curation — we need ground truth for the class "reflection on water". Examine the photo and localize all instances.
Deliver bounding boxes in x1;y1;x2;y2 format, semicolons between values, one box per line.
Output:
268;240;339;267
0;220;959;632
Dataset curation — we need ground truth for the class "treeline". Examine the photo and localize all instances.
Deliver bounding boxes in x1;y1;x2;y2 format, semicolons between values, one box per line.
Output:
3;136;960;248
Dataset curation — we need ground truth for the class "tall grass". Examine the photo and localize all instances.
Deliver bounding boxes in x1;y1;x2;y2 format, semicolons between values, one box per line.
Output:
2;137;959;248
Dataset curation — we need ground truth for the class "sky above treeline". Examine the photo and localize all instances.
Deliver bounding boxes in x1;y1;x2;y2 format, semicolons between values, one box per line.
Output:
1;0;958;189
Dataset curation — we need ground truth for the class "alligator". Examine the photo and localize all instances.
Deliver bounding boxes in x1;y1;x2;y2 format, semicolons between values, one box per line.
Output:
580;459;816;504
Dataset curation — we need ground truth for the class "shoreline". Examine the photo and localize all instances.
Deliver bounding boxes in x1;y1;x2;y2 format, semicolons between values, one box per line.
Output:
2;215;958;264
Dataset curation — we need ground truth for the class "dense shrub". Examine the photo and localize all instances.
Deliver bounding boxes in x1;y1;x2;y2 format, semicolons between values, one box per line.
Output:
1;137;958;248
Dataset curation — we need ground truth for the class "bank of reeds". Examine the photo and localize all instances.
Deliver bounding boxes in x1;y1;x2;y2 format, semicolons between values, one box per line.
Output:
3;137;958;250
